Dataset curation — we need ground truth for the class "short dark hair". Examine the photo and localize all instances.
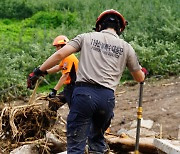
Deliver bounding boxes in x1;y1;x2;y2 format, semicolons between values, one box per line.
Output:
99;14;122;35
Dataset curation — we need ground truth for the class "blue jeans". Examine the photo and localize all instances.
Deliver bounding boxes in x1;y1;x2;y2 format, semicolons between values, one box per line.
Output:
67;85;115;154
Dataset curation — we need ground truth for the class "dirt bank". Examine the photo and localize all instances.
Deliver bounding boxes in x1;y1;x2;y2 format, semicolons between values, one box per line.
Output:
111;76;180;139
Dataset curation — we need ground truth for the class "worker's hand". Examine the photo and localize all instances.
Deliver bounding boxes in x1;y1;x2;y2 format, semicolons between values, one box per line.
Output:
49;89;57;98
27;72;39;89
141;67;148;76
27;67;47;89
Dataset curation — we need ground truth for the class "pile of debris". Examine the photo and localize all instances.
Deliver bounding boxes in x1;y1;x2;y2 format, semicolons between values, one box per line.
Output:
0;103;56;141
0;93;67;154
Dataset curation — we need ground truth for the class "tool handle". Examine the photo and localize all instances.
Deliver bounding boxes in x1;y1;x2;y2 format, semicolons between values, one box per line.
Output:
135;82;144;153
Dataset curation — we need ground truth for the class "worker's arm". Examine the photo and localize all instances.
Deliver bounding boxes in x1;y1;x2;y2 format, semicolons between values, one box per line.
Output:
126;46;147;83
48;73;69;98
40;45;77;71
47;65;61;74
27;44;77;89
131;69;146;82
54;73;69;91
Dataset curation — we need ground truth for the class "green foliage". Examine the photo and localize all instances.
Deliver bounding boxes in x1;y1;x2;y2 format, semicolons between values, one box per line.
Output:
37;81;64;94
23;11;63;28
23;11;78;29
0;0;33;19
130;41;180;76
0;0;180;102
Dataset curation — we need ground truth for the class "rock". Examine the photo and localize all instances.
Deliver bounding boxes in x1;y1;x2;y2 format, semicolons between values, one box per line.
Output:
117;128;128;136
45;131;66;153
10;144;38;154
154;138;180;154
130;119;154;129
127;128;156;139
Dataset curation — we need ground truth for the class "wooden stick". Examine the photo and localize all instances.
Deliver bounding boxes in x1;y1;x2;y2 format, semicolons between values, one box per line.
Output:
160;124;162;139
178;125;180;140
28;78;43;105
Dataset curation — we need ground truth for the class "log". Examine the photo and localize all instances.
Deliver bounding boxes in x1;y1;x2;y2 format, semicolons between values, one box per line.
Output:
105;134;158;154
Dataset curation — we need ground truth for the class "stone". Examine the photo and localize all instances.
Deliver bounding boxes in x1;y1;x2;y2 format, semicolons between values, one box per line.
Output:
10;144;38;154
127;128;156;139
130;119;154;129
154;138;180;154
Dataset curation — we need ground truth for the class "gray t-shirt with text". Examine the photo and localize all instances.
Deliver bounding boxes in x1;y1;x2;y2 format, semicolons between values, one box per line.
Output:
68;30;141;91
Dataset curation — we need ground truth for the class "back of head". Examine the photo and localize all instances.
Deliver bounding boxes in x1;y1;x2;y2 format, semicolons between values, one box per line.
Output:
53;35;69;47
95;9;128;35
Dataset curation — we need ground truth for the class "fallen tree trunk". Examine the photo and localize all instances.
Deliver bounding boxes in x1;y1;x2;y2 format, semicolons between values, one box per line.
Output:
105;134;158;154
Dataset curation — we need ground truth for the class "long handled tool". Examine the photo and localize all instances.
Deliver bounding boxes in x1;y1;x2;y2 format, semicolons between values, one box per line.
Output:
135;82;144;154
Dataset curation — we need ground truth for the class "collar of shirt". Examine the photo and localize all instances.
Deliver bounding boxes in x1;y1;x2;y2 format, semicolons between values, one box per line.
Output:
101;29;119;38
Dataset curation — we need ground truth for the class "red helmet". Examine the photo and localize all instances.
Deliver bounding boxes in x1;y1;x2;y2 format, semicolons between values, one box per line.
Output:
95;9;127;32
53;35;69;46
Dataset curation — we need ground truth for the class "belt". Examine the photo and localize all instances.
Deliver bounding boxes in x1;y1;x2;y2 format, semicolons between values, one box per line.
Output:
66;82;75;87
76;82;109;90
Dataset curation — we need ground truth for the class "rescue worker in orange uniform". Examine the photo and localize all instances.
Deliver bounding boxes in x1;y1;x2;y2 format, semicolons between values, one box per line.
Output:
47;35;79;110
27;35;78;110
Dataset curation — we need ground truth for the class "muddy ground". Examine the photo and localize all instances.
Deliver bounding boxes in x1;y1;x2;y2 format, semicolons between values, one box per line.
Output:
58;76;180;139
111;76;180;139
0;76;179;153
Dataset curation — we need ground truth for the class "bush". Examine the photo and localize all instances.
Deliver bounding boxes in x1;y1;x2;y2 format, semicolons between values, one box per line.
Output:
0;0;33;19
23;11;78;29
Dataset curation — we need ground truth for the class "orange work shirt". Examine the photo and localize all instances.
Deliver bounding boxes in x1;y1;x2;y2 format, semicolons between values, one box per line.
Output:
59;54;79;85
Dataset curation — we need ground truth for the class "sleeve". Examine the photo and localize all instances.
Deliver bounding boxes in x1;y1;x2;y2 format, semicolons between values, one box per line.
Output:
67;34;84;51
126;44;141;72
60;56;74;74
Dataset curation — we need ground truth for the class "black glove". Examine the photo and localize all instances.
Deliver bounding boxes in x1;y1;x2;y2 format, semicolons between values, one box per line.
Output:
27;67;48;89
49;89;57;98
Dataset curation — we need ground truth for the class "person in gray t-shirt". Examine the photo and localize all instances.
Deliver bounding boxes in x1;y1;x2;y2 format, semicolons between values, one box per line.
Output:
28;9;147;153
